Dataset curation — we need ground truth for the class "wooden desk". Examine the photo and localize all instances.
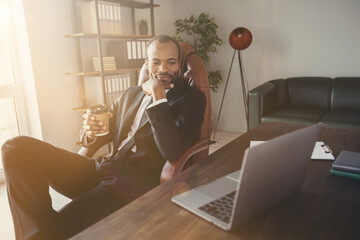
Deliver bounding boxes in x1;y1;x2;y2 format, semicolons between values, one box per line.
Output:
72;122;360;240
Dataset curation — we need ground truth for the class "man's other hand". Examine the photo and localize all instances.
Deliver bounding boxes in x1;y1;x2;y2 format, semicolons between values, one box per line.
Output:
142;78;173;101
82;112;113;139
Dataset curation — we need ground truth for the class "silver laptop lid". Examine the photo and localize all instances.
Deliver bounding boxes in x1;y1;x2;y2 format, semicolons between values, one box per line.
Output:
230;124;320;229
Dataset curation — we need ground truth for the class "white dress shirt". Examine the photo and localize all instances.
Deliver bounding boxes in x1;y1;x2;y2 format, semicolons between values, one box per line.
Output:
118;90;169;152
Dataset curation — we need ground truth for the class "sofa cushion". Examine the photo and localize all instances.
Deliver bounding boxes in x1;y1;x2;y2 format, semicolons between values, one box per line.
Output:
286;77;332;110
269;79;288;107
262;107;325;124
332;77;360;111
321;110;360;126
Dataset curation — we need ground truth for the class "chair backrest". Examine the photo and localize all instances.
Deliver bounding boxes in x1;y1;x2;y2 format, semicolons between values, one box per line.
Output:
138;42;212;162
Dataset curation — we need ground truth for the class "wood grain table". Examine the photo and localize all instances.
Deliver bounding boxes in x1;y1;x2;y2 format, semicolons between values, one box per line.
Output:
72;122;360;240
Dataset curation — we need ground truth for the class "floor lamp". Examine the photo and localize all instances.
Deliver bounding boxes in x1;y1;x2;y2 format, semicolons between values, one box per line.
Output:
212;27;252;140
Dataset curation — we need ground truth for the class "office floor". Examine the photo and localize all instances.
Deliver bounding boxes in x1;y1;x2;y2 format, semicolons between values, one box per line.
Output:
0;130;242;240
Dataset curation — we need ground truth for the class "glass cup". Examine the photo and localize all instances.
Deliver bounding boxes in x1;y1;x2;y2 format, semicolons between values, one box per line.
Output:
87;104;109;136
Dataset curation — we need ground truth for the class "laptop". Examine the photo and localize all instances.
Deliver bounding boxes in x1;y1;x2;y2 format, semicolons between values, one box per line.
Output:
172;124;320;230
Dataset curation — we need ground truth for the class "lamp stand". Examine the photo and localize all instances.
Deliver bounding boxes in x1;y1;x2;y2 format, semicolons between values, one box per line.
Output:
212;49;248;140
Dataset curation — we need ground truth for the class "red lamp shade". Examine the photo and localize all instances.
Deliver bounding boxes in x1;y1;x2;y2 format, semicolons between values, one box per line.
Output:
229;27;252;50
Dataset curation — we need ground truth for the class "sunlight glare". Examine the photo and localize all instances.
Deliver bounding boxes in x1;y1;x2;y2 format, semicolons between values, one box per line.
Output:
0;4;10;25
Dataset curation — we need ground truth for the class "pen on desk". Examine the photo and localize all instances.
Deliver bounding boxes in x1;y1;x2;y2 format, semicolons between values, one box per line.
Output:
321;144;332;154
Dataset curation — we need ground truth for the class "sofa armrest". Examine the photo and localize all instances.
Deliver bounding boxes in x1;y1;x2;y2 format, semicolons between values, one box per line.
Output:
160;139;209;184
248;82;277;130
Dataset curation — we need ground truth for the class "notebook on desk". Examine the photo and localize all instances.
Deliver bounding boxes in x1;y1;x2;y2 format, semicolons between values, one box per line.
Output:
172;124;320;231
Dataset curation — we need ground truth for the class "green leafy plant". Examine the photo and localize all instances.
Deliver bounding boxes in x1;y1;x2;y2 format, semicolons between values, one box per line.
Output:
138;19;148;35
138;19;147;28
173;12;223;92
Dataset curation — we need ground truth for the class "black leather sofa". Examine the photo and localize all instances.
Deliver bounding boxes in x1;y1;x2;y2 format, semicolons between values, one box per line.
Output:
248;77;360;130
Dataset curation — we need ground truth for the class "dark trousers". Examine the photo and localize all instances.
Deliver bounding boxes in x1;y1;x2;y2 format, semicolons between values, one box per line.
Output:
1;136;131;240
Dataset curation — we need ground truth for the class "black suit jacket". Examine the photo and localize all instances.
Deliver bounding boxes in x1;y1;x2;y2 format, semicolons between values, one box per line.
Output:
105;78;206;198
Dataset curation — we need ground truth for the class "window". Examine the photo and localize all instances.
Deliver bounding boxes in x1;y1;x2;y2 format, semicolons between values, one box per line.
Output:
0;0;31;177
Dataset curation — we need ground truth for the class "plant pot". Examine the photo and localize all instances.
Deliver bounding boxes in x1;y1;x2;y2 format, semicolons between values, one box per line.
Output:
139;26;148;35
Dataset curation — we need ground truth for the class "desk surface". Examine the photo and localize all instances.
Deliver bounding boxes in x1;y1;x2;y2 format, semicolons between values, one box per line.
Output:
72;122;360;240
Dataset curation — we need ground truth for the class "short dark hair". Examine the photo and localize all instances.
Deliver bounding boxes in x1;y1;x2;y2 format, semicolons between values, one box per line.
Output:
146;35;180;60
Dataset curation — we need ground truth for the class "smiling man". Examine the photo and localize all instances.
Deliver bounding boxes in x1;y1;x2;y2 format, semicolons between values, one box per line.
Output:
142;36;179;98
1;35;206;239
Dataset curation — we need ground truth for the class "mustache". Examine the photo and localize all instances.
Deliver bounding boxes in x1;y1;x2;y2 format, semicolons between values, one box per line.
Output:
156;73;172;77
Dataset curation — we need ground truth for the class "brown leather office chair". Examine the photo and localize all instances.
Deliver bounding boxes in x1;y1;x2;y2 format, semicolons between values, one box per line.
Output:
79;42;212;184
138;42;212;183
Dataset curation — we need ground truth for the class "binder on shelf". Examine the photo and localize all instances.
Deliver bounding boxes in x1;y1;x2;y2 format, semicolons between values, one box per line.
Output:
132;41;137;59
106;40;147;69
119;75;124;91
109;2;114;34
80;0;122;34
127;41;132;60
104;73;131;105
126;75;131;88
98;1;103;33
105;2;112;34
109;2;121;34
128;40;147;60
101;1;108;33
80;1;98;34
141;41;146;58
115;3;122;34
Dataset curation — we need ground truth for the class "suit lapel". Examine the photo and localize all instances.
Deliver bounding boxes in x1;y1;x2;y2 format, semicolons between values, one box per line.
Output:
115;89;145;150
123;91;145;126
114;78;186;152
136;78;185;133
135;98;153;132
166;78;185;105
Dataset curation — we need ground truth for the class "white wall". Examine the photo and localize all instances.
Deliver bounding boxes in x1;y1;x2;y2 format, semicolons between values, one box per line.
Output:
23;0;83;151
153;0;176;35
173;0;360;133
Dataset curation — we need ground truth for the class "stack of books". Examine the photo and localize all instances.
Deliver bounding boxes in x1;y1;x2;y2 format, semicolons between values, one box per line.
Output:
331;151;360;180
92;56;116;71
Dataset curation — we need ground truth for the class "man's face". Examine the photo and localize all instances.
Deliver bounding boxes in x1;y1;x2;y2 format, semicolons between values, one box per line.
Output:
145;40;180;88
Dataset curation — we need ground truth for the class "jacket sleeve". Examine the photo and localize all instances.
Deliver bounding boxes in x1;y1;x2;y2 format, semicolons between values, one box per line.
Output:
145;89;206;161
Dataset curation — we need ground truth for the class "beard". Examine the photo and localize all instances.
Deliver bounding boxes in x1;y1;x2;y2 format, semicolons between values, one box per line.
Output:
154;71;178;87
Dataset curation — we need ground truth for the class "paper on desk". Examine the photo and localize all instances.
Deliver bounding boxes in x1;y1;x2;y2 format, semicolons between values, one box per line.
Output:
250;141;335;160
250;141;265;148
311;141;335;160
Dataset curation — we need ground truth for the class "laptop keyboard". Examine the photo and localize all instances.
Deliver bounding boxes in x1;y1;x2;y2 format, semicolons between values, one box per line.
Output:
198;191;236;223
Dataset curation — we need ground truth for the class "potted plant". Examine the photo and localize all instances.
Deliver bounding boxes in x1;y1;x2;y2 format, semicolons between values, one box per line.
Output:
173;13;223;92
138;19;148;35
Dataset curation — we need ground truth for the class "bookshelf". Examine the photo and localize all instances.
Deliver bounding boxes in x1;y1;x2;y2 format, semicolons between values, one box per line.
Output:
66;0;158;111
64;33;153;39
65;67;141;76
104;0;159;9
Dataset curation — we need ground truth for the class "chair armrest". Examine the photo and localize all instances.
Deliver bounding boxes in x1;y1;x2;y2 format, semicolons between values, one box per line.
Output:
78;134;113;157
160;139;209;184
248;82;277;130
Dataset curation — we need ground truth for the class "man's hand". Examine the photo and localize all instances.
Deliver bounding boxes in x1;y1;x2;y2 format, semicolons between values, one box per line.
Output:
142;78;174;102
82;112;113;139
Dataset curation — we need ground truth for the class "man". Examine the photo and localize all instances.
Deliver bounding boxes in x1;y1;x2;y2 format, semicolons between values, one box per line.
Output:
1;35;206;240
